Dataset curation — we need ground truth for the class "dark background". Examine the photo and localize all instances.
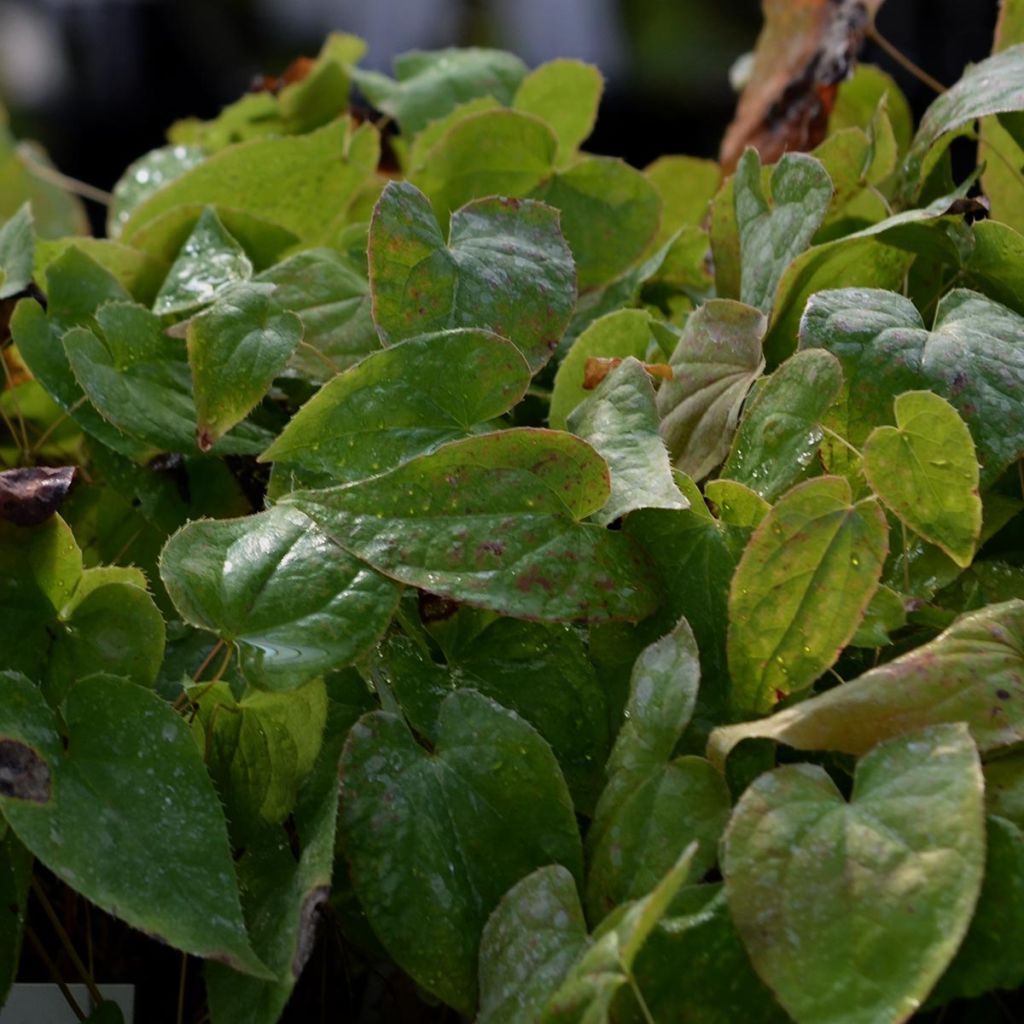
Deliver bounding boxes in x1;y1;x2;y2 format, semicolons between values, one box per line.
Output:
0;0;1002;209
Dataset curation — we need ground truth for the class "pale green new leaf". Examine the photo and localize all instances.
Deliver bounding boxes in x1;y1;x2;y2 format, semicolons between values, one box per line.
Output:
727;476;889;715
513;59;602;166
0;202;33;299
863;390;982;567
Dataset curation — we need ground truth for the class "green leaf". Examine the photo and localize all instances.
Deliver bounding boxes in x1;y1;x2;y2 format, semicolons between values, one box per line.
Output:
354;47;527;138
262;329;530;483
627;884;788;1024
152;207;253;316
11;247;151;459
63;302;270;456
532;156;662;291
0;672;268;976
799;287;1024;486
722;724;985;1024
369;182;575;372
108;144;206;238
0;517;164;696
849;583;907;647
586;618;730;922
900;45;1024;203
204;687;346;1022
160;504;399;690
987;752;1024;830
728;476;889;715
655;300;767;481
567;357;686;526
541;843;696;1023
704;480;770;528
478;866;590;1024
253;247;377;382
411;109;556;218
863;390;982;567
645;156;721;246
830;65;913;154
513;59;602;166
286;429;658;622
193;677;327;839
378;620;611;812
708;600;1024;770
33;236;167;307
0;202;33;299
734;149;832;314
929;816;1024;1005
120;120;379;244
551;309;657;430
339;689;582;1013
721;349;844;502
186;284;303;450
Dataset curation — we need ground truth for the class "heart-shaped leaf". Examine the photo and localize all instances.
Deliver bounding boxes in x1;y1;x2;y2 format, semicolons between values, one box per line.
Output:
722;724;985;1024
160;504;399;689
261;329;530;483
186;283;303;450
734;149;833;314
721;349;843;502
0;672;268;976
369;181;575;373
863;390;981;567
513;59;602;166
727;476;889;714
800;287;1024;485
286;429;658;622
339;689;582;1013
655;300;767;481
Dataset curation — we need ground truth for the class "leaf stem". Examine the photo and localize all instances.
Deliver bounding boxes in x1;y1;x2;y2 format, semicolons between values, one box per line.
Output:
626;968;656;1024
176;952;188;1024
30;876;104;1007
24;923;88;1021
192;639;226;684
867;26;947;95
21;153;114;207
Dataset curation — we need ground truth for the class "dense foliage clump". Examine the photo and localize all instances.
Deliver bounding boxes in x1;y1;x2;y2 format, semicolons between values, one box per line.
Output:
2;10;1024;1023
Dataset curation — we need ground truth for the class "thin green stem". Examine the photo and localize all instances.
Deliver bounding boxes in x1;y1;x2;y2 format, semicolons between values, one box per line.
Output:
176;952;188;1024
21;154;113;206
626;969;656;1024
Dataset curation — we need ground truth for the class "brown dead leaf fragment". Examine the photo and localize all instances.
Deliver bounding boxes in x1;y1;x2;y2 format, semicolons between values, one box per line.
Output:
582;357;673;390
0;466;76;525
721;0;887;172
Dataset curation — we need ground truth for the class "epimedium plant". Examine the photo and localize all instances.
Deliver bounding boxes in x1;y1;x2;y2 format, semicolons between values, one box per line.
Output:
2;8;1024;1024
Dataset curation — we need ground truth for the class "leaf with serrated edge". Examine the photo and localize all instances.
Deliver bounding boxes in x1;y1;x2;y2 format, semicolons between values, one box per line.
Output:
722;724;984;1024
286;429;658;622
261;329;530;482
799;287;1024;486
864;390;981;567
160;504;400;690
735;148;832;315
0;673;269;977
369;181;575;373
727;476;889;715
339;690;582;1013
187;283;302;450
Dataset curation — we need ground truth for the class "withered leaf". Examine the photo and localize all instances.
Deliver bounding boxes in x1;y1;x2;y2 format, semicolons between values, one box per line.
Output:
721;0;886;172
0;466;76;526
583;357;673;390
